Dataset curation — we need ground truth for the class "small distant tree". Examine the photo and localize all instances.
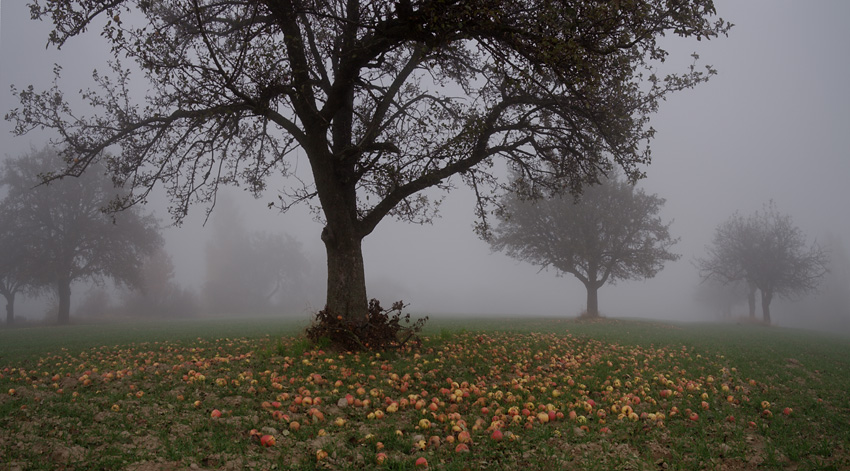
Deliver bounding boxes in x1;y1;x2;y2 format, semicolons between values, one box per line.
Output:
0;201;38;325
0;148;163;324
121;247;198;318
203;196;310;314
693;277;749;318
489;174;679;317
697;202;829;323
790;234;850;329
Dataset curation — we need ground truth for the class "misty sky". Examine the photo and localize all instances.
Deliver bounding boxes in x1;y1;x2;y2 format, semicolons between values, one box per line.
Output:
2;1;849;328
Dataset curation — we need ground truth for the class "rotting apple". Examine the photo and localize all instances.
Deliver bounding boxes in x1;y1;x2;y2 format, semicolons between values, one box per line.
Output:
260;434;276;447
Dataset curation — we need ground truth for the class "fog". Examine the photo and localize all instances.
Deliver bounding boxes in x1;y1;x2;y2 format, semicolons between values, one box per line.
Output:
2;1;849;331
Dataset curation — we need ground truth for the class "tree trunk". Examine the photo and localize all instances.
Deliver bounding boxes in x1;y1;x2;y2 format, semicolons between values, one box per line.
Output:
4;292;13;325
584;283;600;318
761;289;772;324
322;226;369;323
57;278;72;325
748;284;757;318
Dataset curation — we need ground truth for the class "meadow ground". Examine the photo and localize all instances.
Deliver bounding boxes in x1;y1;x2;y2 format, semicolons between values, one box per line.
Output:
1;315;849;470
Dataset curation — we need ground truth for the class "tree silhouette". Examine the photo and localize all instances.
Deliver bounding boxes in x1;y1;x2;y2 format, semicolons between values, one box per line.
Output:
490;173;679;317
697;202;829;323
0;148;162;324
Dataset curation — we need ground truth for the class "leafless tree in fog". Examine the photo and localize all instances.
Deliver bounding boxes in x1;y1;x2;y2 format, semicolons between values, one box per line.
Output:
121;247;199;318
0;202;40;325
697;202;829;324
203;196;310;315
692;278;749;319
7;1;730;334
489;173;679;317
0;148;163;324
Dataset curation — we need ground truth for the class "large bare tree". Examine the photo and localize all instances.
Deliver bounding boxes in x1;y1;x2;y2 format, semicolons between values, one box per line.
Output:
0;148;163;324
7;1;730;325
697;202;829;323
489;173;679;317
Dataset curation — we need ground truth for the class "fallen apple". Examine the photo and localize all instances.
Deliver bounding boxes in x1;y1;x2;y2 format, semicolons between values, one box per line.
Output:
260;434;276;447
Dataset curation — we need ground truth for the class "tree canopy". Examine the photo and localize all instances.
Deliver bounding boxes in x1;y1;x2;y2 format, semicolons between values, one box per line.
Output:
697;202;829;323
7;1;730;327
0;147;163;324
490;173;679;317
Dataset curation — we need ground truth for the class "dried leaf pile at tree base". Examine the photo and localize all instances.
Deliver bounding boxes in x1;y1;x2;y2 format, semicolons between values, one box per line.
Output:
306;299;428;351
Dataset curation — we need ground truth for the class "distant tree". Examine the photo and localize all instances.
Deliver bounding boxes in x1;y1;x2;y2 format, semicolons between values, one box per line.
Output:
788;234;850;330
203;196;310;314
0;148;163;324
0;201;38;325
489;174;679;317
121;247;198;318
9;1;731;330
693;277;749;319
697;202;829;323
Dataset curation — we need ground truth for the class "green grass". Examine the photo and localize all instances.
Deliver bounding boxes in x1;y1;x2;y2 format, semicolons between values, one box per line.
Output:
0;317;307;365
1;316;849;470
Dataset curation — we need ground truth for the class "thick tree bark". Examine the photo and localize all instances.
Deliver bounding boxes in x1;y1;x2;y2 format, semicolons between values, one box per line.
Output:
761;289;772;324
4;292;13;325
57;278;72;325
584;283;600;317
322;226;369;323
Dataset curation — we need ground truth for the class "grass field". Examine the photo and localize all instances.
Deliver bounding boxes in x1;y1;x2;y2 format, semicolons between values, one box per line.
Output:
1;316;849;470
